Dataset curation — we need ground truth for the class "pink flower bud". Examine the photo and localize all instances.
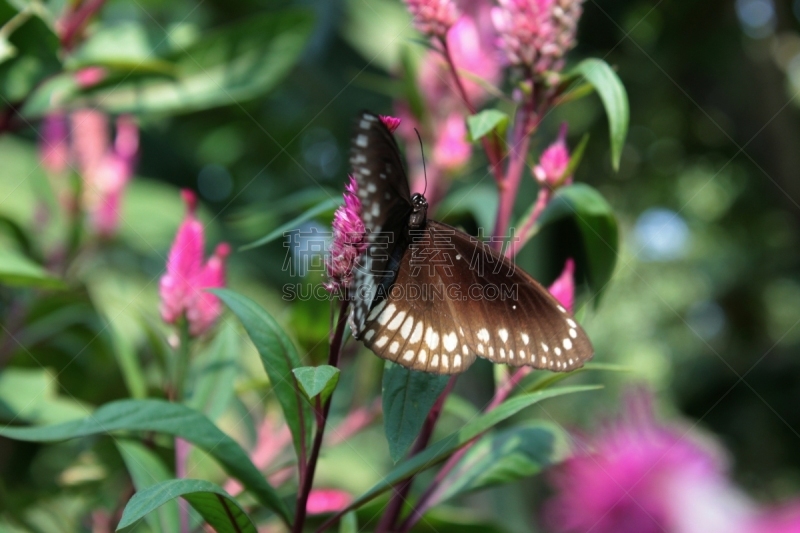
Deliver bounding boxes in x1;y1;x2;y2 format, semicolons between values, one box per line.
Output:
325;176;367;293
547;258;574;313
74;66;107;88
40;113;70;174
534;123;571;186
404;0;459;39
160;190;230;336
306;489;352;515
433;112;471;172
379;115;402;133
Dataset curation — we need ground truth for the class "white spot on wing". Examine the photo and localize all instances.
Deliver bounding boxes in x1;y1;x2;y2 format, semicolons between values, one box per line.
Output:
377;303;396;325
410;322;423;343
498;329;509;343
425;327;439;350
389;341;399;354
443;332;458;352
477;328;490;342
387;311;407;331
356;134;368;147
521;333;530;345
375;336;388;348
563;338;573;350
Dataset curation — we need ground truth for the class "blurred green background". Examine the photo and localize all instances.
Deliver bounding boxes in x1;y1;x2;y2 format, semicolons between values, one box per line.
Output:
1;0;800;531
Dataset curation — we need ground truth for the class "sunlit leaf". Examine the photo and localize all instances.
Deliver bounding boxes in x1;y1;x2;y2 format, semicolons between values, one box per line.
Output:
212;289;313;463
116;479;256;533
573;59;629;171
293;365;340;403
344;385;601;512
240;196;341;250
467;109;509;142
0;399;291;525
0;247;65;289
383;362;450;463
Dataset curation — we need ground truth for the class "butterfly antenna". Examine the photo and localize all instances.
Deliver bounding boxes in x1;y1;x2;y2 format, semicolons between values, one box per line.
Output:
414;128;428;196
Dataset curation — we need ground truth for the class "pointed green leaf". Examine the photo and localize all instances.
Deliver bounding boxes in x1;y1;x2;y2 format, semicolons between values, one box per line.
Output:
116;479;256;533
116;440;180;533
344;385;601;512
428;422;568;506
211;289;313;463
340;511;358;533
467;110;509;142
573;58;629;170
534;183;618;303
293;365;340;403
188;320;239;420
0;399;291;525
382;362;451;463
0;247;65;289
240;196;341;250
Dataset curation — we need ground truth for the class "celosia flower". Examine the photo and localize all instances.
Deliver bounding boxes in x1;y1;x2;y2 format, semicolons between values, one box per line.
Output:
380;115;402;133
548;258;574;313
544;392;760;533
160;190;230;336
65;110;139;236
324;176;367;293
751;504;800;533
306;489;353;515
433;112;471;172
405;0;458;39
492;0;583;73
74;66;107;88
40;113;70;174
534;123;571;186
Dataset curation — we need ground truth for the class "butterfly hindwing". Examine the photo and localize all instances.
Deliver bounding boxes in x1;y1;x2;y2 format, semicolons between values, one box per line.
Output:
358;221;593;374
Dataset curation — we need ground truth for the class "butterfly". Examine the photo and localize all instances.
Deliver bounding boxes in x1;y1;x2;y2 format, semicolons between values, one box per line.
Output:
347;111;593;374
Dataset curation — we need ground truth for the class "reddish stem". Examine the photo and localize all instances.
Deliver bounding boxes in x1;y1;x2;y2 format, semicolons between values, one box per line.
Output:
398;367;530;532
376;375;458;533
504;188;551;258
293;300;349;533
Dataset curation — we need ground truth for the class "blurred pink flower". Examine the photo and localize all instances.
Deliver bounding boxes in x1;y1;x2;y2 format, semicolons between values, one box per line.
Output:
324;176;367;293
492;0;583;72
547;258;574;313
62;110;139;236
306;489;352;515
74;66;107;88
534;123;571;187
751;503;800;533
545;392;762;533
433;112;471;172
405;0;459;39
160;190;230;336
40;113;70;174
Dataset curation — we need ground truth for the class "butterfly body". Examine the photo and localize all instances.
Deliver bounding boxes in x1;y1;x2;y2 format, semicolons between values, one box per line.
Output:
348;111;593;374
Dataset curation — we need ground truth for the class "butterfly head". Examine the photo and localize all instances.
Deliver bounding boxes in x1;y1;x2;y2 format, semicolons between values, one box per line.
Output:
409;193;428;229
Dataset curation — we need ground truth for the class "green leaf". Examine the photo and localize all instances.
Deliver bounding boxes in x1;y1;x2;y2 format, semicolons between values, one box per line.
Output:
428;422;568;506
212;289;313;463
240;196;341;250
534;183;618;303
0;368;89;424
25;10;315;117
0;247;65;289
340;511;358;533
559;133;589;185
517;362;632;396
467;110;509;142
573;58;629;171
188;320;239;420
293;365;340;403
0;399;291;525
115;440;180;533
382;362;450;463
344;385;600;511
116;479;256;533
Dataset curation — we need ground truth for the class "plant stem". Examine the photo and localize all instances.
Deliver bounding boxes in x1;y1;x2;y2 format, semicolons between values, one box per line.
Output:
376;375;458;533
398;368;530;532
504;188;551;258
439;37;504;185
171;321;192;533
293;299;349;533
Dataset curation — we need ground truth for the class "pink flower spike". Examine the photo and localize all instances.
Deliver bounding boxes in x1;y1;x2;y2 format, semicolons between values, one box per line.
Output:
534;123;571;187
433;112;471;172
186;242;231;336
325;175;366;293
547;258;574;313
379;115;402;133
306;489;353;515
160;190;205;325
40;113;70;174
404;0;459;39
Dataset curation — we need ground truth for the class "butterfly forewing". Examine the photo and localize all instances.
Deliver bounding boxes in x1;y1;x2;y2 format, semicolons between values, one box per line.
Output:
349;112;413;335
357;221;592;374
